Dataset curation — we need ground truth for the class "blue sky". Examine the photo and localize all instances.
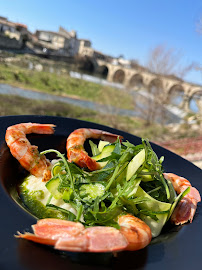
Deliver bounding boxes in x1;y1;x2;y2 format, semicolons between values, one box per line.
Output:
1;0;202;84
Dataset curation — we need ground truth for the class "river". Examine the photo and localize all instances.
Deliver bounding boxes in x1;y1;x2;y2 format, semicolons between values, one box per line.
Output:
0;81;182;124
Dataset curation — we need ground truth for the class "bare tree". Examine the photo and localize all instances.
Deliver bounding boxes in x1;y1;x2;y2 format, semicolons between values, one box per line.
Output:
147;44;181;75
146;44;197;79
134;44;196;125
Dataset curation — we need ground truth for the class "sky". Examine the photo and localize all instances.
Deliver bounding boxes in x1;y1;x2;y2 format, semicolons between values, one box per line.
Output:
1;0;202;85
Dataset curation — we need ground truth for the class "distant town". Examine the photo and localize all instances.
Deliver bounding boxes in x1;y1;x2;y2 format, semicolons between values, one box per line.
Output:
0;15;130;66
0;15;202;116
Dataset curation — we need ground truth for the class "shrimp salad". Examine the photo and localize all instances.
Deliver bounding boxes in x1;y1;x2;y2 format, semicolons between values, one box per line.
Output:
5;123;201;253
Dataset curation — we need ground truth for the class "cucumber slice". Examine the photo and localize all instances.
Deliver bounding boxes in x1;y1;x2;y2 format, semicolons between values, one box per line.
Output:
79;183;105;201
19;175;73;220
52;162;62;176
92;144;115;168
134;186;171;237
98;141;110;152
45;178;63;200
140;213;168;238
126;149;145;181
63;188;74;201
127;178;142;198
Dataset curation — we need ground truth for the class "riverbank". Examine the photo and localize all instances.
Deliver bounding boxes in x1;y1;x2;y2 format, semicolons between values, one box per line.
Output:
0;83;145;118
0;82;182;124
0;60;185;124
0;63;134;111
0;92;170;141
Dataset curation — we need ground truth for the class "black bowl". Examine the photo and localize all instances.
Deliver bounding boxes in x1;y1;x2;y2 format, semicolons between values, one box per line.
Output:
0;115;202;270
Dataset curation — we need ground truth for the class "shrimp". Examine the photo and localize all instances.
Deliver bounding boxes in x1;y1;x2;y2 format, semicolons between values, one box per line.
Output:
5;122;55;181
118;214;152;251
16;214;152;252
164;173;201;225
66;128;123;171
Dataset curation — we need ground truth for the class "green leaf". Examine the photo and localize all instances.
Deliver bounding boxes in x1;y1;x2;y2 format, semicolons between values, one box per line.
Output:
142;139;170;200
113;140;122;155
86;206;122;228
75;204;84;222
139;209;169;221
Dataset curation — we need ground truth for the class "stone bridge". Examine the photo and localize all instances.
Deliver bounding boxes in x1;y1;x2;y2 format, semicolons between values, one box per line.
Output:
96;59;202;114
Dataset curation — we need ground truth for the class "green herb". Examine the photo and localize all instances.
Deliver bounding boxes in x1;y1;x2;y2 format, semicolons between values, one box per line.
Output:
38;138;185;234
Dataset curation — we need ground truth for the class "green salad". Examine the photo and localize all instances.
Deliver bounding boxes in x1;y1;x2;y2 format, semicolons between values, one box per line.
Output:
20;138;189;237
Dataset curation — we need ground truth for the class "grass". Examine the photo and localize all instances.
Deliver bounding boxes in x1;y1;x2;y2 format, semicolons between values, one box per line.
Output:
0;59;172;141
0;63;134;110
0;94;172;141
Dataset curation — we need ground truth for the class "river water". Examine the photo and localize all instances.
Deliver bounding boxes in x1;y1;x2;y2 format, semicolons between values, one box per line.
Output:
0;83;143;117
0;80;182;124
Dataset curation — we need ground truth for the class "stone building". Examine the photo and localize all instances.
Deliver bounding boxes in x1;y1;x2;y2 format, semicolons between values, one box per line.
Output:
0;16;23;49
0;16;21;40
78;39;93;56
58;27;80;56
78;39;112;62
35;30;66;51
34;27;80;56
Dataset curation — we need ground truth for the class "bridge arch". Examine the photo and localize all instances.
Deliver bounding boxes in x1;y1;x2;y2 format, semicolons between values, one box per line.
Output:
113;69;125;84
168;84;185;107
189;89;202;114
128;73;144;89
148;78;163;94
97;65;109;79
78;56;96;73
96;60;201;115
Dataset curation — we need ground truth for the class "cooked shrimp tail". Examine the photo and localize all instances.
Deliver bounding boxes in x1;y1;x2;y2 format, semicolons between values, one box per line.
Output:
5;122;55;181
164;173;201;225
118;214;152;251
66;128;123;171
16;214;152;252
